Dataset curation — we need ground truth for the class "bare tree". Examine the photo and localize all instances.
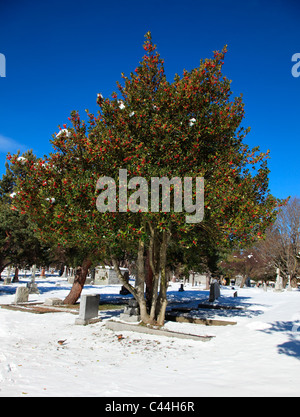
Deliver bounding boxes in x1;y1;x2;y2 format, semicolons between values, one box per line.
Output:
219;247;274;287
257;197;300;286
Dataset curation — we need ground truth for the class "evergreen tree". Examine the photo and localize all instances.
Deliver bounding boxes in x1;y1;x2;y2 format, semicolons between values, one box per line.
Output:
12;33;283;324
0;151;49;277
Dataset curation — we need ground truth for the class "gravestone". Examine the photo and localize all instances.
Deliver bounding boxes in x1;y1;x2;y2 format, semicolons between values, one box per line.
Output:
94;266;128;285
120;271;130;295
26;265;40;294
3;266;12;284
120;285;131;295
287;275;292;291
44;298;64;306
68;268;75;284
27;281;40;294
209;281;220;302
62;265;68;278
274;268;283;292
178;284;184;292
75;294;100;325
14;287;30;304
40;268;46;278
120;299;141;322
90;268;96;284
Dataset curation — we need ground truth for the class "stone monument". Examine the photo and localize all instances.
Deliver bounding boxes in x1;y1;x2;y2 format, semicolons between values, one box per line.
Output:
27;264;39;294
209;281;221;302
75;294;101;325
120;299;141;322
14;287;30;304
274;268;283;292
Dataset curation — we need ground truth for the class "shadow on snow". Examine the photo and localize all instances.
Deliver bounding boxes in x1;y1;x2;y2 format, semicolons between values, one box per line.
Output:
259;321;300;360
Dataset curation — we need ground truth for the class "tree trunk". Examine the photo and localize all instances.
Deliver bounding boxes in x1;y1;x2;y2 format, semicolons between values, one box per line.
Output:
148;224;160;323
135;239;151;324
155;230;169;326
145;250;153;309
113;227;171;326
63;258;92;304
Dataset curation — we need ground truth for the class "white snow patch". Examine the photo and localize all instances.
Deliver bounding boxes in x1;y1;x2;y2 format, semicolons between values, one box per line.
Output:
0;277;300;397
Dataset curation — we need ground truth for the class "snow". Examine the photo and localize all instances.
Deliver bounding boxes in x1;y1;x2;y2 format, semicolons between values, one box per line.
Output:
1;275;300;397
118;100;125;110
56;129;71;138
45;197;55;203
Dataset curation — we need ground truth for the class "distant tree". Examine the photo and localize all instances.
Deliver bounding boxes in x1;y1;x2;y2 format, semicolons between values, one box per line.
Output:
256;197;300;286
219;246;275;287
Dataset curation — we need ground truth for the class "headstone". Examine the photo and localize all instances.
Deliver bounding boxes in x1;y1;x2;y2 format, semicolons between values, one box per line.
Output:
178;284;184;292
209;281;220;302
120;286;131;295
75;294;100;325
274;268;283;292
235;276;243;287
27;264;39;294
120;271;130;295
44;298;64;306
94;266;128;285
27;281;40;294
287;275;292;291
31;264;36;279
68;275;75;284
12;267;19;283
68;267;75;284
90;268;95;284
62;265;68;278
14;287;30;304
4;266;12;284
120;299;141;322
85;275;93;284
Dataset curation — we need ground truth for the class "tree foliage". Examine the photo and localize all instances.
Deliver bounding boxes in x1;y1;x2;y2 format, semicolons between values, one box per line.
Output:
0;151;49;276
10;32;283;323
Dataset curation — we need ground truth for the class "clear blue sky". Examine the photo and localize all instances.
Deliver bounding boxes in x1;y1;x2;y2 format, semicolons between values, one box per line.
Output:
0;0;299;200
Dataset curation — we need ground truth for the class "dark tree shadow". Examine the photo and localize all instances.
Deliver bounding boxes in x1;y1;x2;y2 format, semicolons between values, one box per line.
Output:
259;320;300;360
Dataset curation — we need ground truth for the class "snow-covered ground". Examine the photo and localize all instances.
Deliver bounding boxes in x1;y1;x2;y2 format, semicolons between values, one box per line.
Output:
1;274;300;397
